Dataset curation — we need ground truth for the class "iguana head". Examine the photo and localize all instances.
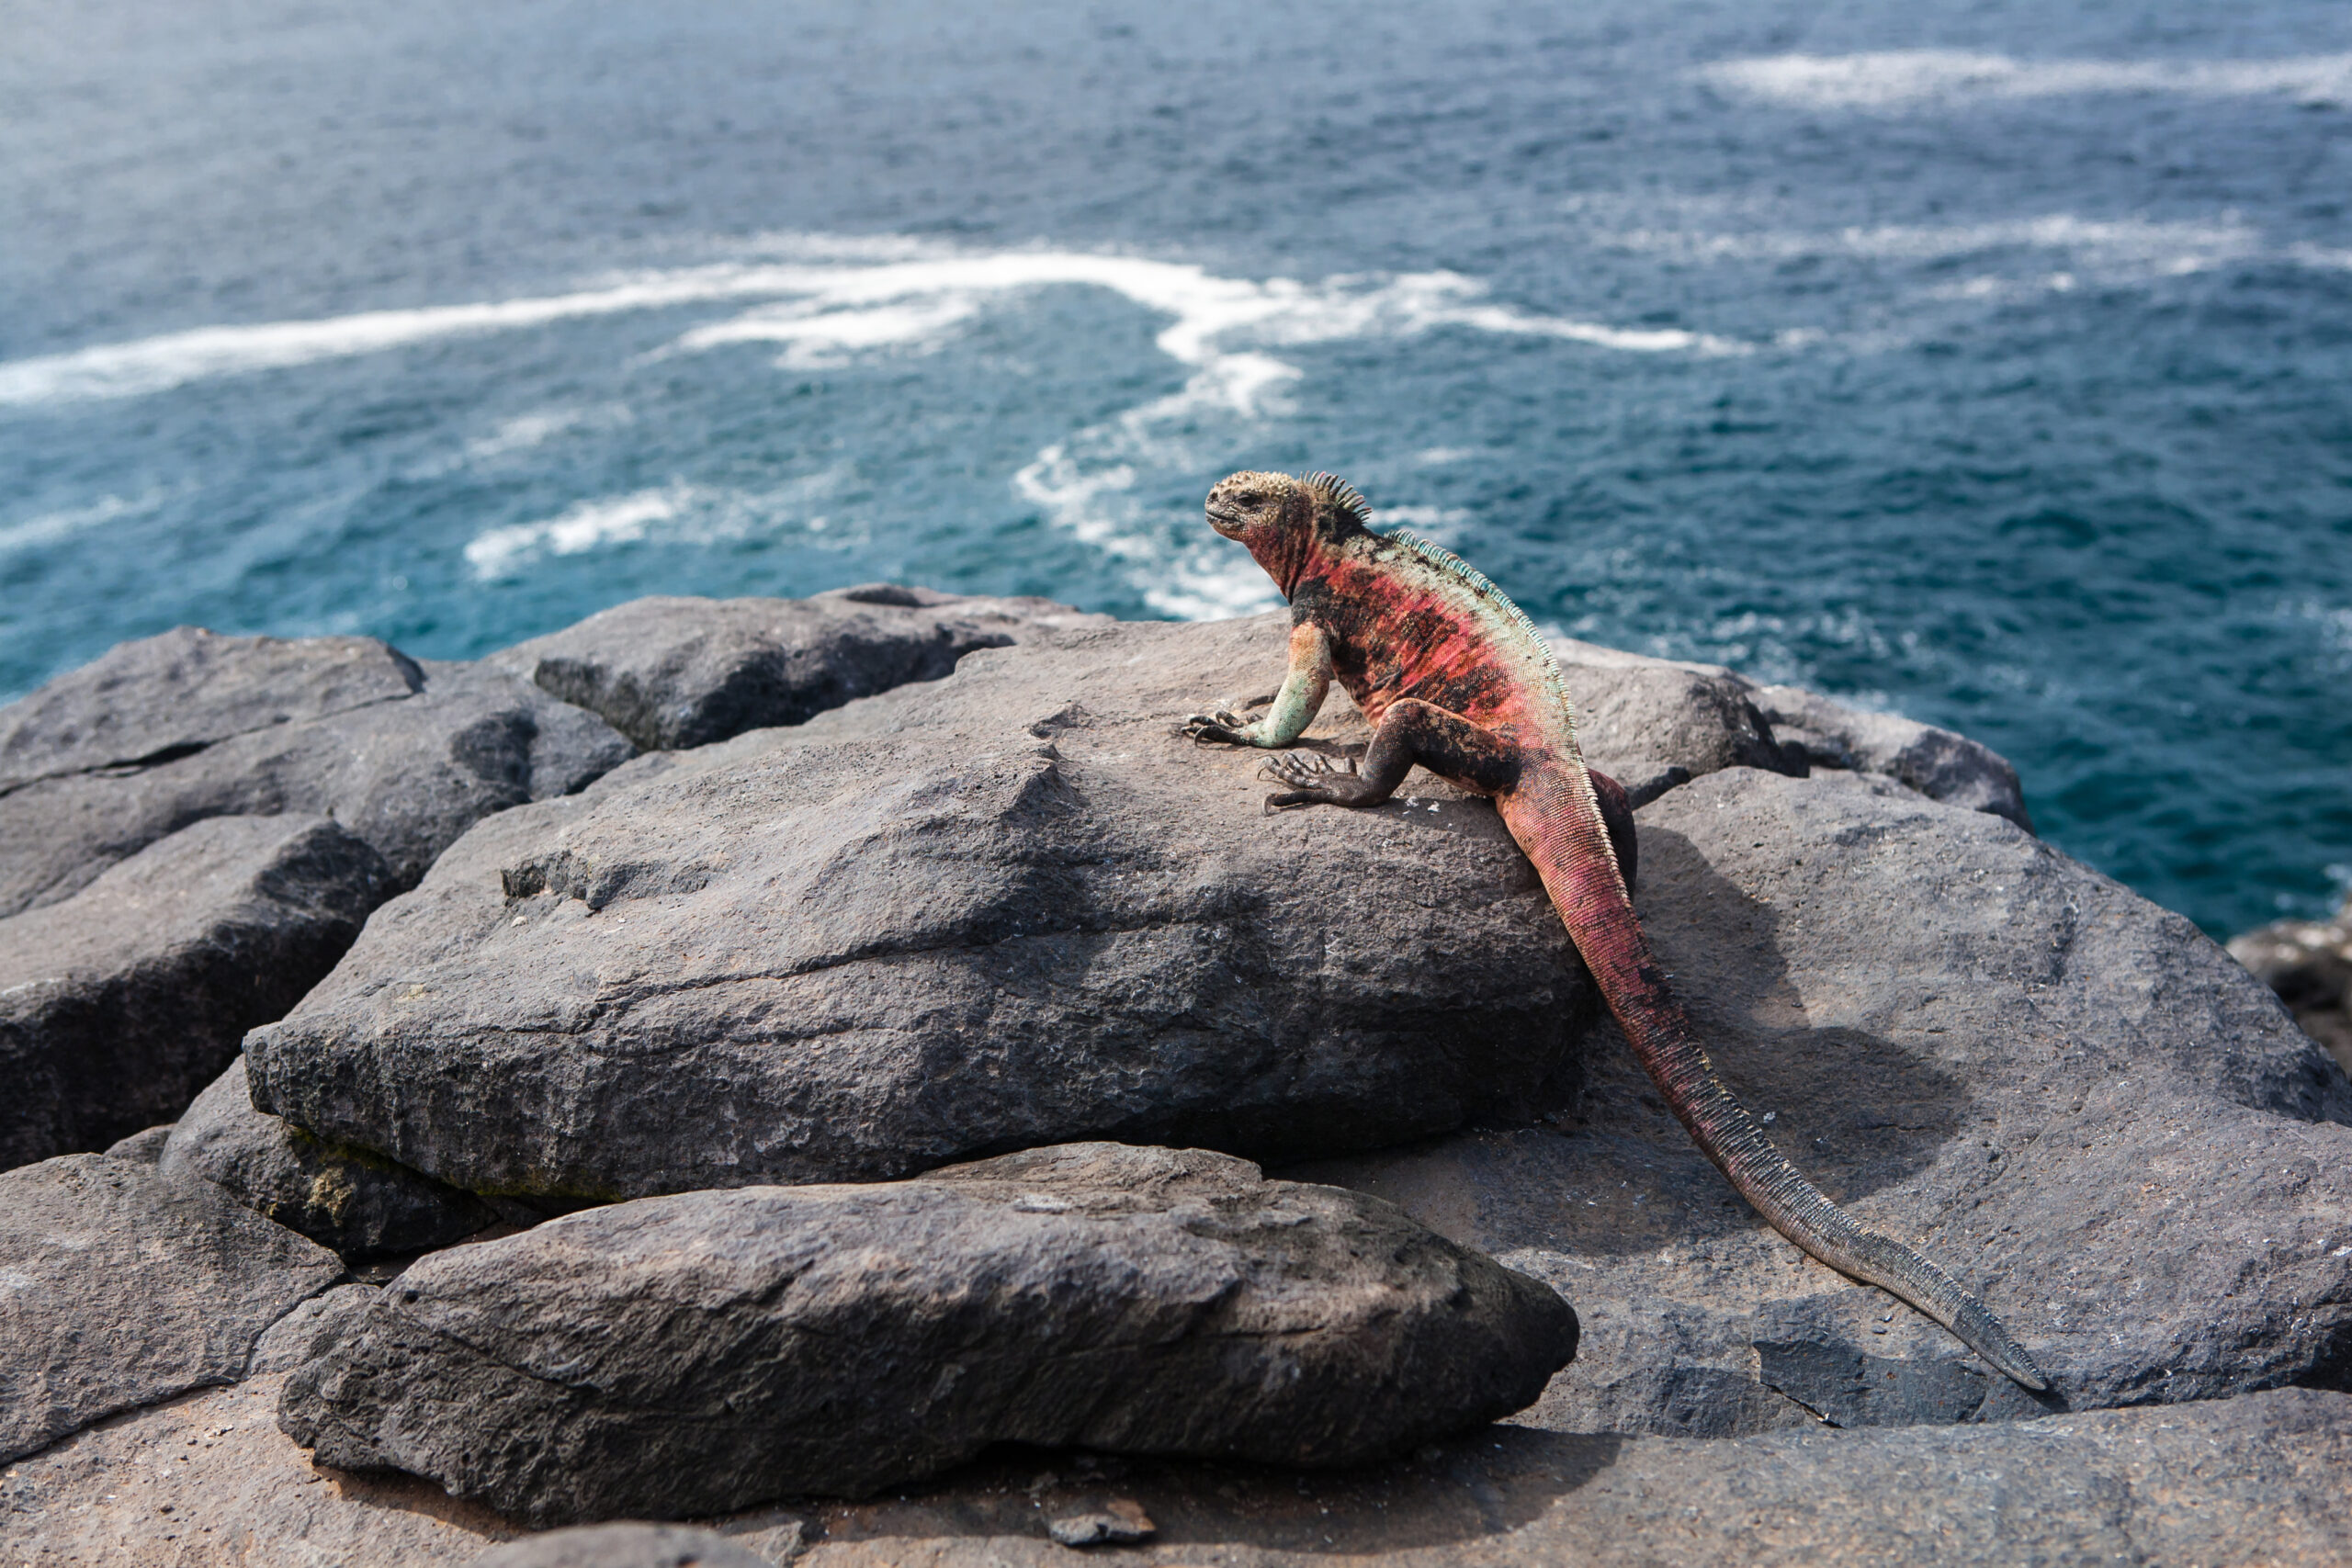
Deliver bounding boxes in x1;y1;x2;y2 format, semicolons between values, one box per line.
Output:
1204;469;1371;598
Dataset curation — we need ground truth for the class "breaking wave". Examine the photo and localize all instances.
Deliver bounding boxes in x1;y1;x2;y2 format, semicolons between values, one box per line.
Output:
1698;50;2352;111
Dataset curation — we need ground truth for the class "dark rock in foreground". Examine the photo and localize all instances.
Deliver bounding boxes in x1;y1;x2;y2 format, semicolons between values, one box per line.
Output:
1291;765;2352;1435
0;1153;341;1464
0;631;633;919
278;1144;1579;1525
162;1057;495;1258
2233;892;2352;1077
248;615;1598;1199
487;584;1108;751
0;814;388;1167
469;1524;778;1568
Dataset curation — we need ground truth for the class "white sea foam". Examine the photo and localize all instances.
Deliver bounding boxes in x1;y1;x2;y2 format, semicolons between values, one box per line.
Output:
461;468;854;578
0;490;166;554
0;243;1739;411
0;238;1743;615
1699;50;2352;111
1607;213;2262;269
464;488;688;576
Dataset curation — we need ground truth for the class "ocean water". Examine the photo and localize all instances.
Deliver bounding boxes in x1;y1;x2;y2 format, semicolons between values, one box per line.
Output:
3;0;2346;939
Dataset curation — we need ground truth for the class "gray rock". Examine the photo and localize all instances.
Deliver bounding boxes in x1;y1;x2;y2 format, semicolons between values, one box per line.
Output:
1288;766;2352;1436
1755;682;2034;830
469;1524;778;1568
0;626;423;795
7;1368;2346;1564
0;814;390;1167
1046;1499;1156;1547
0;1153;343;1463
277;1144;1580;1525
487;584;1109;752
2232;893;2352;1077
0;637;633;919
248;1282;381;1376
162;1057;494;1258
0;1370;523;1565
103;1124;175;1164
1546;637;1801;803
247;615;1598;1200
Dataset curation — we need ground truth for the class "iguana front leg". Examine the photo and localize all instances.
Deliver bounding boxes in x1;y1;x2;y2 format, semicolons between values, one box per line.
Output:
1182;621;1333;747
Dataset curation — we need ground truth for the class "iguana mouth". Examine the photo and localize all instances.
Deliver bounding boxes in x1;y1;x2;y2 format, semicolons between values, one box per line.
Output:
1204;502;1248;536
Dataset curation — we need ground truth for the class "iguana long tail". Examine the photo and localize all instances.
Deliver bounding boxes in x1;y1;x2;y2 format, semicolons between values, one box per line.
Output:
1497;757;2049;1393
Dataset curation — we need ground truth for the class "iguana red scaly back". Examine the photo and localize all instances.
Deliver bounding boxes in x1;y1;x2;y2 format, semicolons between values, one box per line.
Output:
1184;468;2046;1392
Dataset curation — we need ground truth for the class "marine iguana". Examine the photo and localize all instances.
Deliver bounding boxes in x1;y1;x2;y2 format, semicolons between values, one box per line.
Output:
1182;468;2047;1392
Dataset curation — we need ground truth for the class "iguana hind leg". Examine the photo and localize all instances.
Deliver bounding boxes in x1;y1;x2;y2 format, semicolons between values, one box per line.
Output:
1260;698;1638;888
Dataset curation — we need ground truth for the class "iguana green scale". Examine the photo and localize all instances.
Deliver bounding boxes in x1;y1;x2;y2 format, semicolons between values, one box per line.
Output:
1183;468;2047;1392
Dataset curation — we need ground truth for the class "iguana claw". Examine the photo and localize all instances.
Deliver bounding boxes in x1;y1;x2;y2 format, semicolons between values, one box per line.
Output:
1258;750;1356;788
1181;709;1250;745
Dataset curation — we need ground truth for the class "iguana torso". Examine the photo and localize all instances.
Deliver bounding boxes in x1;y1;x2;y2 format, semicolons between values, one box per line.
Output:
1185;468;2046;1393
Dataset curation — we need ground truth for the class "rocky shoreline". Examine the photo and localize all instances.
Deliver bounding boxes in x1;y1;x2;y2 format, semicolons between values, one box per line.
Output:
3;590;2346;1565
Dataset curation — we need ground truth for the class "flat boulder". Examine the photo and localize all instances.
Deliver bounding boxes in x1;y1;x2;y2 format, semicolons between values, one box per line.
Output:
0;814;389;1167
487;584;1109;751
0;1153;342;1463
161;1058;495;1258
247;615;1599;1199
0;626;423;795
1546;637;1800;802
1755;682;2033;830
1290;765;2352;1434
0;634;634;919
277;1144;1579;1524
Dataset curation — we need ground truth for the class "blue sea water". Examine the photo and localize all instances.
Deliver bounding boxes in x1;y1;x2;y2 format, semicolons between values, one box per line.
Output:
2;0;2347;939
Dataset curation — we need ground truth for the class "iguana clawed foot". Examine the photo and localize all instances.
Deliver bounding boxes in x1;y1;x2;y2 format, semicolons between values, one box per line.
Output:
1181;709;1253;745
1258;750;1374;812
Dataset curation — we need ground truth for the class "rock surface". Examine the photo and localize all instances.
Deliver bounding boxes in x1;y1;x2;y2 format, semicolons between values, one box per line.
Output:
1545;636;1801;803
279;1144;1580;1525
0;814;390;1167
1290;764;2352;1436
2233;892;2352;1076
0;633;633;919
470;1525;782;1568
488;584;1109;751
0;626;423;796
1754;682;2034;830
8;1373;2346;1565
248;615;1600;1200
0;1153;342;1464
162;1057;495;1258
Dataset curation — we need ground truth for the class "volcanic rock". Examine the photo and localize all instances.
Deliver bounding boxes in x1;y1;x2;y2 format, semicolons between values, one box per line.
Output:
1544;637;1801;803
162;1057;495;1258
487;583;1108;751
246;615;1600;1200
10;1376;2349;1564
1289;764;2352;1435
2233;892;2352;1077
469;1524;791;1568
0;814;389;1167
0;626;423;796
1754;682;2033;830
277;1143;1580;1524
0;1152;342;1464
0;632;633;919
